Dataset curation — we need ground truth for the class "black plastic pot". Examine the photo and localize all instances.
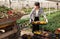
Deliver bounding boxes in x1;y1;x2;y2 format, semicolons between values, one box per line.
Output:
56;34;60;39
49;33;56;39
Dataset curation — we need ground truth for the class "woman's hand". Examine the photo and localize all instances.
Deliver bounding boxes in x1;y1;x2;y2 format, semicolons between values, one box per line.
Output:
29;19;34;24
45;19;48;23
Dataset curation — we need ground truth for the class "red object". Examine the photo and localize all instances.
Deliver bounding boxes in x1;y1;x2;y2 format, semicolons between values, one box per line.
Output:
12;18;16;21
7;10;13;15
57;28;60;32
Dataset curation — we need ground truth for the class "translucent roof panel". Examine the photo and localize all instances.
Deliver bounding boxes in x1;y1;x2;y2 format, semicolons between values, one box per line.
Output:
47;0;60;2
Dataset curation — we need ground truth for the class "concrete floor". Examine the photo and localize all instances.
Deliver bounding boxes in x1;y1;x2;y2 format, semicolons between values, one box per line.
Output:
21;28;33;36
18;28;33;39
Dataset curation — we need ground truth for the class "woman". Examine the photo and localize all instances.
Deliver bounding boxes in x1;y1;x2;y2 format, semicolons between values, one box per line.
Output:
30;2;48;32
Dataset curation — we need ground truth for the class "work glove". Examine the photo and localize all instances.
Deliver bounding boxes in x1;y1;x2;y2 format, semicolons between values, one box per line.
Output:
45;19;48;23
29;19;34;24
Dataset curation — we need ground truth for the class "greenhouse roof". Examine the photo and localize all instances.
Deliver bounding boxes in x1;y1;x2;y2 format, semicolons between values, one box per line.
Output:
47;0;60;2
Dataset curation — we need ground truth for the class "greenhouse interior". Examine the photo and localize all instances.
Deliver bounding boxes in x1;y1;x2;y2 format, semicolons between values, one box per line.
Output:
0;0;60;39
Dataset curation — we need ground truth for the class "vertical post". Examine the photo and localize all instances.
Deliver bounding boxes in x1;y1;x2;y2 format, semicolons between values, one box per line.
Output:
5;0;6;6
56;2;59;10
26;1;29;13
48;2;50;14
22;1;23;8
9;0;11;8
40;2;42;8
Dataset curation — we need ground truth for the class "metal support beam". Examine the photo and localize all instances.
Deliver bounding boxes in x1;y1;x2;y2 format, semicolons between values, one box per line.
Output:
56;2;59;10
9;0;11;8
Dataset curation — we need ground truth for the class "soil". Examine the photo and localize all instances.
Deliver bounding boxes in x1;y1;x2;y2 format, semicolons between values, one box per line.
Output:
0;13;24;25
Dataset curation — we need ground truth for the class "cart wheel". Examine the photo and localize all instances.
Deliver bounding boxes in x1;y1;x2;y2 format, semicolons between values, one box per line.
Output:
8;32;20;39
8;25;20;39
32;35;42;39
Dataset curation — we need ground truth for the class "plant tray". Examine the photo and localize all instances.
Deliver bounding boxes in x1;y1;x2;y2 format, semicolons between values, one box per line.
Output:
32;21;47;25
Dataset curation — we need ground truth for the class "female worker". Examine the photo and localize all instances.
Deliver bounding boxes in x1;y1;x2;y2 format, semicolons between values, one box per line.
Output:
30;2;48;32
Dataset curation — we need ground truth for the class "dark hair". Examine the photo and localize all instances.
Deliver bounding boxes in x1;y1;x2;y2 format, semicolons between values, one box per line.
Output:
35;2;40;6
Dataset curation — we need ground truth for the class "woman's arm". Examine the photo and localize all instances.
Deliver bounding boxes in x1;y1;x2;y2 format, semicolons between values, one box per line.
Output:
41;8;48;23
30;8;35;23
43;13;48;23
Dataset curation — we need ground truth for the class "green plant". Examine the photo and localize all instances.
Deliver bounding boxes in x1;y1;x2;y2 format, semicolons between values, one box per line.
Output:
0;5;12;13
21;8;32;14
43;11;60;32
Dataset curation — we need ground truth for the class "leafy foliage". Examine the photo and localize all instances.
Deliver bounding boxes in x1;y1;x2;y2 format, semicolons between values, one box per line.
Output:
0;5;12;13
43;11;60;32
